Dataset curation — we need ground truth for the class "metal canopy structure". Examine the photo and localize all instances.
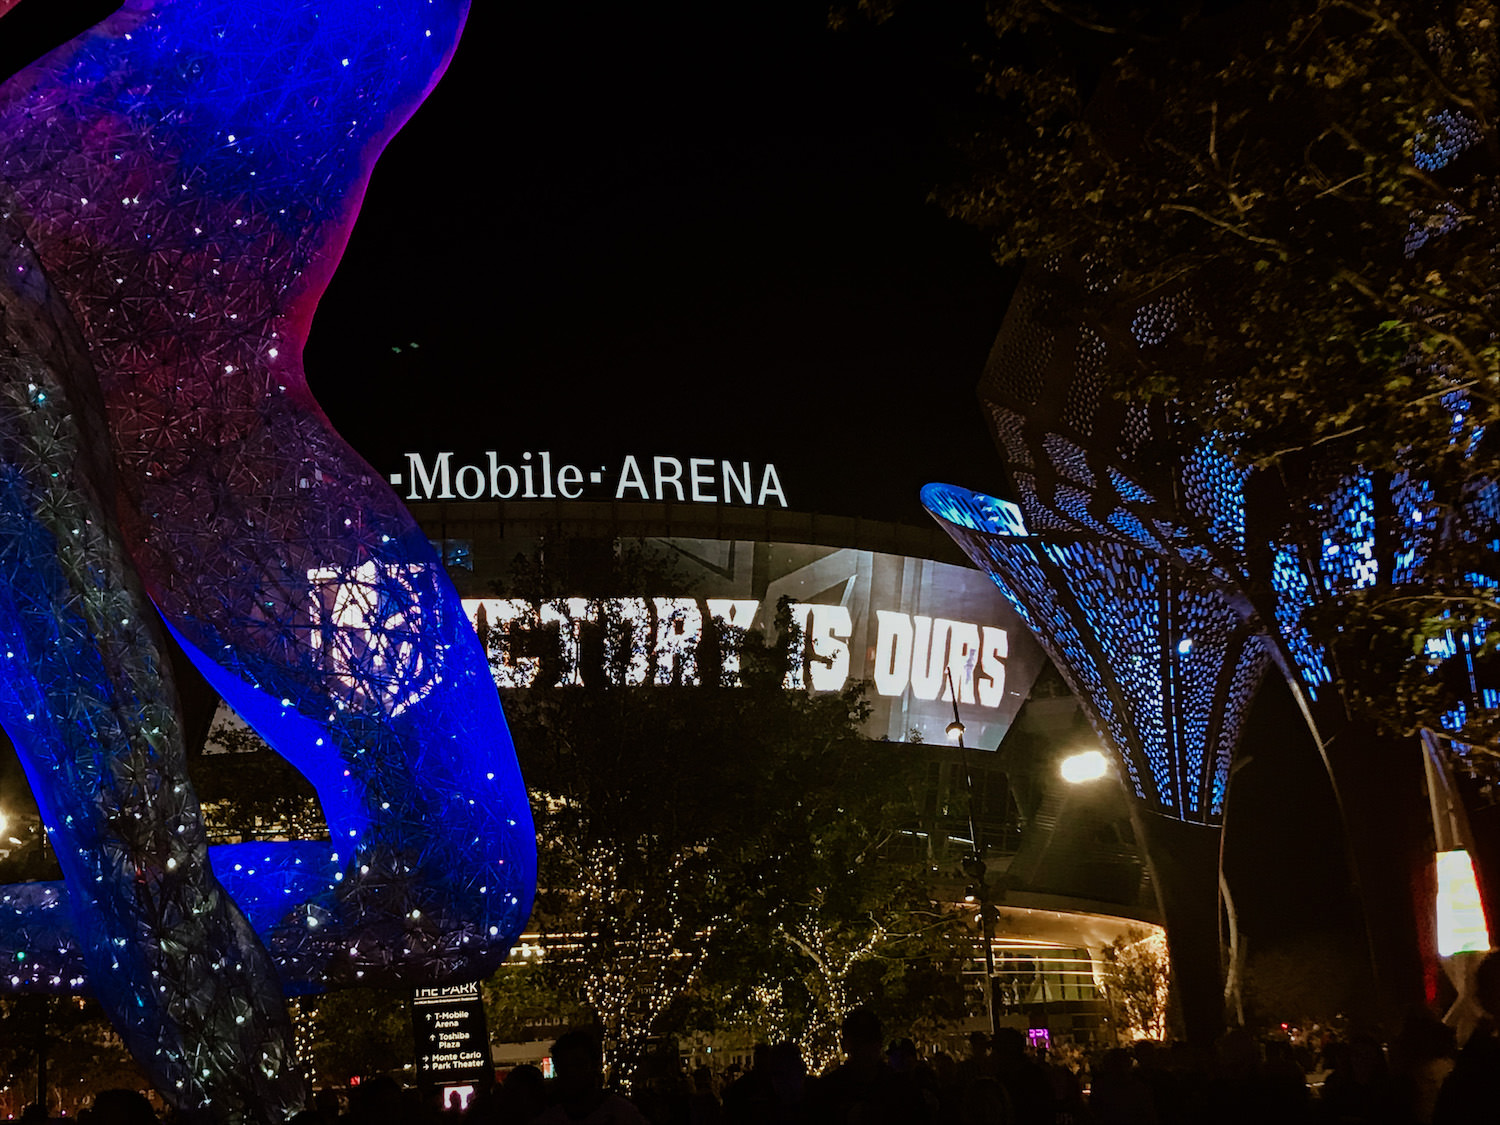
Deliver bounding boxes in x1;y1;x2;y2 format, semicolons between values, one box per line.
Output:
923;484;1268;827
926;216;1498;1032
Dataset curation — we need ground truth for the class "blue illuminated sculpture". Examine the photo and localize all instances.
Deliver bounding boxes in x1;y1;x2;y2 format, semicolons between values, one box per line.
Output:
0;0;535;1116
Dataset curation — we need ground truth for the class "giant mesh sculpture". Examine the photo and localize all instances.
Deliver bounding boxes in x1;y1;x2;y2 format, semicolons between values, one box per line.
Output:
0;0;535;1115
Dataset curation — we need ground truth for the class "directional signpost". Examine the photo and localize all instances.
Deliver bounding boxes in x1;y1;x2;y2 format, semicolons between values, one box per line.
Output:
413;982;493;1087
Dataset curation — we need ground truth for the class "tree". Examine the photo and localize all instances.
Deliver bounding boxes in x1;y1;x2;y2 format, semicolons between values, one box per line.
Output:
298;988;413;1089
481;958;585;1045
0;995;147;1115
845;0;1500;757
1099;927;1171;1042
701;729;970;1071
492;545;963;1081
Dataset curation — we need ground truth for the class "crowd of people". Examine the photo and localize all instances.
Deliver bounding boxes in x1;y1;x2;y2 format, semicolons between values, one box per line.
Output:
26;953;1500;1125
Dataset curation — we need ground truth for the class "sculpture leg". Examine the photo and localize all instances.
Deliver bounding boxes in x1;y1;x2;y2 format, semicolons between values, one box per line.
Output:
0;220;302;1121
146;421;538;988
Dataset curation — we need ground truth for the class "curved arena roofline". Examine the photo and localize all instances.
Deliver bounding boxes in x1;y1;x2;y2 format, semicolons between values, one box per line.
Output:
405;498;980;571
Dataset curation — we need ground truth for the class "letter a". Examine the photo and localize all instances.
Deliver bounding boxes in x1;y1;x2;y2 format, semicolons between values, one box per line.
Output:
615;456;649;500
758;464;788;507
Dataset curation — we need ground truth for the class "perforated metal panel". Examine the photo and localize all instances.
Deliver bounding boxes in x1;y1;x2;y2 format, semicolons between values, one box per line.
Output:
961;252;1495;764
923;483;1268;824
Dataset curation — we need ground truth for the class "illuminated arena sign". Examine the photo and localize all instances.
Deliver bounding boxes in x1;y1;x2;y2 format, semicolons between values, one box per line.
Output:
395;451;789;506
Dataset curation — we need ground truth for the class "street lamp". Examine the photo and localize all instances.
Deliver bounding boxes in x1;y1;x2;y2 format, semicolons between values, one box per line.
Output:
1059;749;1110;784
945;670;1000;1038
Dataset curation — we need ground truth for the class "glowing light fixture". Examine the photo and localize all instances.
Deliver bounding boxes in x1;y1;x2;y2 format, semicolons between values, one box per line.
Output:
1060;749;1110;784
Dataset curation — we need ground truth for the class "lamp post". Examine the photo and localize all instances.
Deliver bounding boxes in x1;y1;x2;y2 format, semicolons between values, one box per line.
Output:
945;669;1001;1039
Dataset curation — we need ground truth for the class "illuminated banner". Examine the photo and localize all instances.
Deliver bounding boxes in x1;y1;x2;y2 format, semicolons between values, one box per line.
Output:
460;539;1047;747
393;451;788;507
1436;849;1490;957
470;596;1008;697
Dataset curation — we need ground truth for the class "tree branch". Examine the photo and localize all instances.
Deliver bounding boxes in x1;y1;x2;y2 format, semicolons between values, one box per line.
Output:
1159;203;1290;252
1328;1;1489;127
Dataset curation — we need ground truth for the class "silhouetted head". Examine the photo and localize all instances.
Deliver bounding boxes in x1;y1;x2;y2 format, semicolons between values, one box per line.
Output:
506;1063;545;1094
993;1026;1027;1062
841;1007;884;1061
348;1074;403;1124
500;1064;547;1119
551;1028;606;1097
752;1040;772;1071
768;1041;807;1101
888;1037;918;1072
89;1089;159;1125
1098;1047;1136;1078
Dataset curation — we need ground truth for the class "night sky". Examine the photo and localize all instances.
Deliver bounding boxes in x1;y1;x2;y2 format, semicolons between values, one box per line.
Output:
305;0;1016;524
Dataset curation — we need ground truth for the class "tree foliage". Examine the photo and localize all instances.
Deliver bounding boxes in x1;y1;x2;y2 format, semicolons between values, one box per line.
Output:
698;725;970;1072
1099;927;1171;1042
494;544;963;1080
0;995;147;1114
298;988;412;1088
940;0;1498;474
847;0;1500;755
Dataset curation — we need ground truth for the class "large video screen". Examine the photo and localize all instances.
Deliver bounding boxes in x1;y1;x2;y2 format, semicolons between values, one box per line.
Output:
465;537;1046;748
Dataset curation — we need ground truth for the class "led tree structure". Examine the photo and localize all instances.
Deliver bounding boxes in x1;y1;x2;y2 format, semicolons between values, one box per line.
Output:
928;246;1495;1025
0;1;536;1117
924;482;1268;1043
